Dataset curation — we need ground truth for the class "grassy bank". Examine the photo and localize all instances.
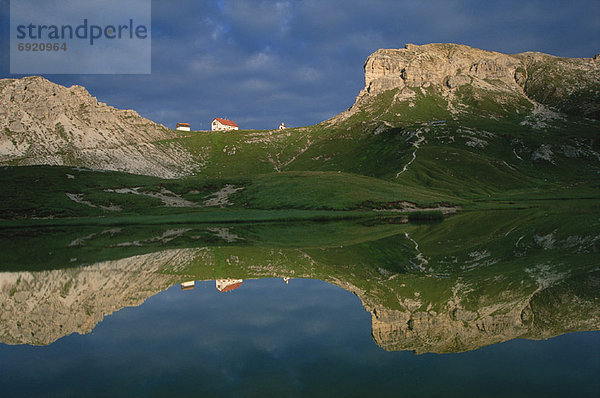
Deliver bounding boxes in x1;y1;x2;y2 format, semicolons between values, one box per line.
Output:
0;209;386;229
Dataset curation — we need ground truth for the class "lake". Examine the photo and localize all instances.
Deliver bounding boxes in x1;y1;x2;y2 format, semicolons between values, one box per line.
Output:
1;209;599;397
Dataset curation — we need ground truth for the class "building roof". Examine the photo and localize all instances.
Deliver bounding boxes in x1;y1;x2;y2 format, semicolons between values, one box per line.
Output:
213;118;239;128
176;122;190;126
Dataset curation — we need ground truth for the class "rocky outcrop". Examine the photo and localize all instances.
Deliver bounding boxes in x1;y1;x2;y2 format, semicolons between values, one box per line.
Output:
515;51;600;117
0;76;200;177
353;43;600;118
361;43;521;96
0;249;198;345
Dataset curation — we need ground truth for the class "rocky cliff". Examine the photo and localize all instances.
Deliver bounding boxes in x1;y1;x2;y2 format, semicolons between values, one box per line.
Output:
0;76;199;177
352;43;600;118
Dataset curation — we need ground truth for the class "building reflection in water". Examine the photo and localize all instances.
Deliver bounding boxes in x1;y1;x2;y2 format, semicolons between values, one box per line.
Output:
216;279;243;292
180;281;195;291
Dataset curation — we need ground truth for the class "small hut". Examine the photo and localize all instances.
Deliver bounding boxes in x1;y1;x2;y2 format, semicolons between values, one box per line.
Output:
176;122;191;131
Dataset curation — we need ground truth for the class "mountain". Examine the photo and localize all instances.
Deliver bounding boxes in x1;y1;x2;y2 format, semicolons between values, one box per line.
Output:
2;43;599;194
1;44;598;356
1;43;599;218
0;76;200;177
314;44;600;192
159;43;599;199
350;43;599;118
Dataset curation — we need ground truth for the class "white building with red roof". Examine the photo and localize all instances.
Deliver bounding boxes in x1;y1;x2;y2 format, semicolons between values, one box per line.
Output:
211;118;239;131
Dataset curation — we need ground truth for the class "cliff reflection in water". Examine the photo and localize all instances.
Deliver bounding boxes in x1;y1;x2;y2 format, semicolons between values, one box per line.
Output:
0;209;598;353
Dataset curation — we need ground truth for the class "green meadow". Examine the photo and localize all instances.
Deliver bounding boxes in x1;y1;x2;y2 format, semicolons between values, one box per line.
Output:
2;84;598;230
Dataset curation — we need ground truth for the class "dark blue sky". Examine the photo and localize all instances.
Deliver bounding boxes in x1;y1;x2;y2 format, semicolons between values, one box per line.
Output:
1;0;599;130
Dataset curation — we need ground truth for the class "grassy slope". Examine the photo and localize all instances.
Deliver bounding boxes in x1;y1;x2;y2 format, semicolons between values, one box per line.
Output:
2;72;599;222
0;166;457;223
516;54;600;118
164;85;599;203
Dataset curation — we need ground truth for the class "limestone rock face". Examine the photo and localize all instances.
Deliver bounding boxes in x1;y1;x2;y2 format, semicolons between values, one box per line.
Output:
354;43;600;118
360;43;522;97
0;76;199;177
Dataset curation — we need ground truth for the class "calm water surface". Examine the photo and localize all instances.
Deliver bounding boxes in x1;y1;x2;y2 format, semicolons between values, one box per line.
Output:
1;211;599;397
1;278;599;397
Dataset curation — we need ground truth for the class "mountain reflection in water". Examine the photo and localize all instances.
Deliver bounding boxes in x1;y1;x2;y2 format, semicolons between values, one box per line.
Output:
0;209;599;396
1;209;599;351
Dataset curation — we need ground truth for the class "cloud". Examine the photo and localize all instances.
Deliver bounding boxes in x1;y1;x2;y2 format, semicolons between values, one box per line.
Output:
1;0;599;129
238;77;277;92
294;66;321;82
245;48;279;70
